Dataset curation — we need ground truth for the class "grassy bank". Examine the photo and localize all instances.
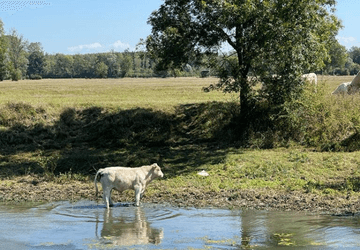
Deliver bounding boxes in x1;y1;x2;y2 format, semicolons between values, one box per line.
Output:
1;76;360;213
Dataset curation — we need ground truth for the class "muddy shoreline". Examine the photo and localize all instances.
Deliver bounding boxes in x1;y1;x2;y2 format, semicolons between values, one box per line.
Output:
1;176;360;216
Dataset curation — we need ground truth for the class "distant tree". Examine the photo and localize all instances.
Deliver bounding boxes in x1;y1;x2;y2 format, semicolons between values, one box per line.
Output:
72;54;95;77
105;50;121;77
53;53;74;78
324;37;348;74
95;61;108;78
345;57;360;75
147;0;341;118
120;50;133;77
136;39;148;69
27;42;45;79
0;19;7;80
349;46;360;65
7;28;29;80
42;53;55;77
27;42;42;54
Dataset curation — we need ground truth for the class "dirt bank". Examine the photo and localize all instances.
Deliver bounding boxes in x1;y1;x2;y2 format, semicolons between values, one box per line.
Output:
1;175;359;215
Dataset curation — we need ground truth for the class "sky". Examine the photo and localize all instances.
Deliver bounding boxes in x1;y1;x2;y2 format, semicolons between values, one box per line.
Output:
0;0;359;55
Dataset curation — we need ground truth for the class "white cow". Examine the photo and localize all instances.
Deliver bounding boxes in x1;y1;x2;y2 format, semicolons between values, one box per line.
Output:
332;82;351;95
348;72;360;94
301;73;317;85
94;163;164;209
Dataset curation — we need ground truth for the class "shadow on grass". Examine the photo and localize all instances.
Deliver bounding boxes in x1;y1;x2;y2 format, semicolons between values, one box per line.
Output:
0;102;240;178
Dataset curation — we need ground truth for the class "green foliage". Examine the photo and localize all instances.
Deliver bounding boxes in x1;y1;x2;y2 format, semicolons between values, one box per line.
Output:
349;46;360;65
282;82;360;151
119;50;133;77
10;68;22;81
147;0;341;120
53;53;74;78
323;37;348;74
41;51;175;78
7;28;28;79
94;61;108;78
29;74;42;80
27;43;45;78
287;85;360;150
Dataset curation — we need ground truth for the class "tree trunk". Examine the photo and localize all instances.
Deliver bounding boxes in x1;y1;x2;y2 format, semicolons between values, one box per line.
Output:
239;76;251;119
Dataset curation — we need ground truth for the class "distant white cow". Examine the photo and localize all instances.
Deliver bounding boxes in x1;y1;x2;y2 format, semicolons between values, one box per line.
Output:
301;73;317;85
332;82;351;95
94;163;164;209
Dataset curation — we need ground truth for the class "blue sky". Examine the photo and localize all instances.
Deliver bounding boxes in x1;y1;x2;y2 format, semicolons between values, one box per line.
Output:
0;0;359;54
335;0;360;49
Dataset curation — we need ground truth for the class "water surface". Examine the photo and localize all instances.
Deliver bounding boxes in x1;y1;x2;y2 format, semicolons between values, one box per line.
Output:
0;201;359;249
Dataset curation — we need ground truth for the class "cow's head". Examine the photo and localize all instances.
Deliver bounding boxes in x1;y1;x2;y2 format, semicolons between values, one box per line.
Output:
151;163;164;178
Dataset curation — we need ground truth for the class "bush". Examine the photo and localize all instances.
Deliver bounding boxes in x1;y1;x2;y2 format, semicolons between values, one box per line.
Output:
11;69;22;81
282;82;360;151
29;74;42;80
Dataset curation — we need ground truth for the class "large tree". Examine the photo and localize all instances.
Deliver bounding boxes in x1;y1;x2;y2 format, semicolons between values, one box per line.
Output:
147;0;341;118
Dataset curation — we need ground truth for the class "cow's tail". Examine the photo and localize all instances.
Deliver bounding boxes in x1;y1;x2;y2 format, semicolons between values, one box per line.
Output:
94;169;103;199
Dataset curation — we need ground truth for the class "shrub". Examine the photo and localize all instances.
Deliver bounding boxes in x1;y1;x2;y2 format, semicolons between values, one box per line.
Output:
29;74;42;80
282;82;360;151
10;69;22;81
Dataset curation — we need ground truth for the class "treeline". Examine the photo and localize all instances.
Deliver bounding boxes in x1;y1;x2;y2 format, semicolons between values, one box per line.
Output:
0;21;202;81
326;44;360;76
0;19;360;81
41;50;200;79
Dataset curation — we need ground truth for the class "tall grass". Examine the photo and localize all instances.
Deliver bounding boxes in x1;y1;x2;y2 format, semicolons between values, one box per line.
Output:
283;77;360;151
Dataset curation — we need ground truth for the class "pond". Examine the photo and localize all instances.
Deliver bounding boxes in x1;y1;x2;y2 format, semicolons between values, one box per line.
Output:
0;200;360;249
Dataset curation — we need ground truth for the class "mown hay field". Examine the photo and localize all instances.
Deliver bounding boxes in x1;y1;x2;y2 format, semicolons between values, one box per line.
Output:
0;75;352;112
0;77;239;113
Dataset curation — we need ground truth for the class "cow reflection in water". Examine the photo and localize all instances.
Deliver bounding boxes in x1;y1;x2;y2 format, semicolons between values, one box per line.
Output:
96;207;163;246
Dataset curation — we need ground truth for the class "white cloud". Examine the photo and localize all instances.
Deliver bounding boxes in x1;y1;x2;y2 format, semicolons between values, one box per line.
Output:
110;40;131;51
68;42;103;52
67;40;132;54
337;36;356;44
337;36;359;49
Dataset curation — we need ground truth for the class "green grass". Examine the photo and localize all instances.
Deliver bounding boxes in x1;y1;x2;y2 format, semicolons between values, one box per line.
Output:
1;76;360;200
156;147;360;196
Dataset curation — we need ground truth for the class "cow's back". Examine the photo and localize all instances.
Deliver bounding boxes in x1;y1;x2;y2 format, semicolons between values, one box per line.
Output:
101;167;144;191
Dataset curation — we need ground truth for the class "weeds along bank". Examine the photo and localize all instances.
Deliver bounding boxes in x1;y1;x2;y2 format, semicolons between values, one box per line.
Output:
1;77;360;210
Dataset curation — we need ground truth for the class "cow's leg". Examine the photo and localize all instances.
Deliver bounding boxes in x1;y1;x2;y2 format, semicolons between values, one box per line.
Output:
103;187;112;209
109;189;114;207
140;186;146;199
134;183;142;207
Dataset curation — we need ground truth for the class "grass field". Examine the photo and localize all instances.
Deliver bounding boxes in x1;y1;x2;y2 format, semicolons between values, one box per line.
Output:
0;75;353;112
1;76;360;211
0;77;239;113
